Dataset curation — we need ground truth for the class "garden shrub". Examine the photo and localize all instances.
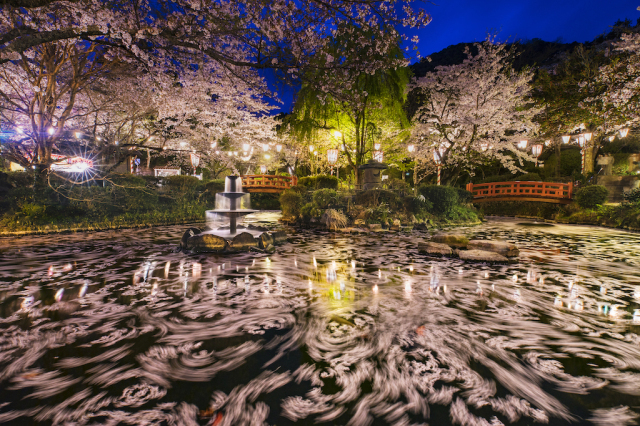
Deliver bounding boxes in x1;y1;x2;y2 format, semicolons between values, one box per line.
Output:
313;188;337;209
322;209;348;230
297;175;338;189
279;189;303;218
206;179;225;194
574;185;609;209
509;172;542;182
355;189;400;209
386;178;411;192
623;188;640;204
163;175;201;188
365;203;390;224
297;176;315;188
419;185;459;215
250;193;280;210
455;188;474;204
402;195;432;216
479;173;517;184
300;202;322;220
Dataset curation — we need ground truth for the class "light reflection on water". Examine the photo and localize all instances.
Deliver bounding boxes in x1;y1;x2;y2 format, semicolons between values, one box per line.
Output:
1;217;640;425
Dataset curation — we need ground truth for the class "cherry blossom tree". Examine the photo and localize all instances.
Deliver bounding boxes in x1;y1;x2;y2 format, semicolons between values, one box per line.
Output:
409;40;540;185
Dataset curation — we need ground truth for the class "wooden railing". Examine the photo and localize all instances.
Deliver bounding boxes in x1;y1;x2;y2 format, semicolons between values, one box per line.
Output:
241;175;298;193
466;181;573;204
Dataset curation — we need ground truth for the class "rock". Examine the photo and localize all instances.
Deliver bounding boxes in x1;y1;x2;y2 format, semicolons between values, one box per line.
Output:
458;249;509;263
414;223;428;231
229;232;258;251
265;244;276;254
247;224;269;232
271;231;288;244
418;242;453;256
392;219;401;227
187;234;228;253
368;223;382;231
431;234;469;248
400;225;414;232
181;227;201;248
354;219;365;226
467;240;519;257
258;232;274;249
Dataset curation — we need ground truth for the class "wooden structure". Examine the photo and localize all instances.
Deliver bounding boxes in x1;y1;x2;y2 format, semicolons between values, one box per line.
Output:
466;181;573;204
241;175;298;193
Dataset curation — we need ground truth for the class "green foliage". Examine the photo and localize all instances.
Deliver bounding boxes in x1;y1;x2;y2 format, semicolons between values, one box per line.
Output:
509;172;542;181
479;173;518;183
365;203;390;224
298;175;339;190
455;188;474;204
418;185;459;215
403;195;432;216
623;188;640;204
250;193;280;210
601;136;640;154
478;201;562;219
574;185;609;209
206;179;225;194
300;202;322;220
312;188;337;209
279;190;304;218
612;153;631;175
540;149;582;179
163;175;202;189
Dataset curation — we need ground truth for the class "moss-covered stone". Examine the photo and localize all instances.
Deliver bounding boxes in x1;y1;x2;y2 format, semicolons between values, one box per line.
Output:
431;234;469;248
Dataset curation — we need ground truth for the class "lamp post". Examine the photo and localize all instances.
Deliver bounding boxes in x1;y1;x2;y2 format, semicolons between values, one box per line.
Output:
577;136;586;175
531;144;543;167
433;150;442;185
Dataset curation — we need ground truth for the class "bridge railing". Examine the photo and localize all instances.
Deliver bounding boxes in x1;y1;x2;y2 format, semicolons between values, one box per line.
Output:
241;175;298;193
466;181;573;203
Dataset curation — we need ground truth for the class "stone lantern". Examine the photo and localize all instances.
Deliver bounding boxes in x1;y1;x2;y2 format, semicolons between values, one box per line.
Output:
358;159;388;190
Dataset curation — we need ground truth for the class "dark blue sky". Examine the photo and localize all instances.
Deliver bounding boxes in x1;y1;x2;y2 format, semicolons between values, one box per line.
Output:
411;0;637;58
275;1;637;113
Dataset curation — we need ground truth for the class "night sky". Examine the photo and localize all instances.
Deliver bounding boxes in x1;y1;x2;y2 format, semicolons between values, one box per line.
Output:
275;0;638;113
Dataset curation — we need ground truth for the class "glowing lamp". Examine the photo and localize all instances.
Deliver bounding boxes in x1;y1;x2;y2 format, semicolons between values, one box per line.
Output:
333;130;342;139
243;143;250;152
517;140;528;150
609;136;615;142
433;150;442;164
262;143;269;151
620;128;630;138
374;143;381;150
340;144;346;151
373;151;383;162
578;136;586;148
480;142;489;152
327;148;339;165
309;145;314;152
544;140;551;146
264;154;271;160
260;165;267;174
48;127;55;135
16;126;23;134
276;144;282;152
407;144;415;153
562;135;570;144
531;144;543;158
584;133;592;141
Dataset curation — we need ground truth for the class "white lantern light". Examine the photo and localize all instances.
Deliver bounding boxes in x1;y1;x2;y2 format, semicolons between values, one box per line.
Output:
480;142;489;152
260;165;267;174
562;135;570;144
531;144;543;157
584;133;592;141
333;130;342;139
373;151;383;162
433;150;442;164
609;136;615;142
309;145;314;152
407;144;415;153
48;127;55;135
327;149;338;165
262;143;269;151
243;143;250;152
544;140;551;146
264;154;271;160
620;128;630;138
276;144;282;152
517;140;528;150
374;143;381;150
16;126;23;134
578;136;586;148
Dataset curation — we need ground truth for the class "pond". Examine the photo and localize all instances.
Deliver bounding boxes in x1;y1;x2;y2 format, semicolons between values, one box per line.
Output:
1;216;640;425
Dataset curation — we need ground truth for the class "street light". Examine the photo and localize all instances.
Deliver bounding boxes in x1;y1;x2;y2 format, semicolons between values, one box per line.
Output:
433;150;442;185
531;144;543;167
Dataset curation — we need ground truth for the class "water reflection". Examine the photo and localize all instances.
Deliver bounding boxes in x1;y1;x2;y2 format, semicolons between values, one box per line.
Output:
1;218;640;424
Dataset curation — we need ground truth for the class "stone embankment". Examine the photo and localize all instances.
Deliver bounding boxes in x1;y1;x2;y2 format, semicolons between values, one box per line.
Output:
180;225;288;254
419;233;519;263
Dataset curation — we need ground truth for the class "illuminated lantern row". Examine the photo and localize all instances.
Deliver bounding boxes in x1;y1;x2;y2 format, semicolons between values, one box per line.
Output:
531;144;543;158
327;149;339;165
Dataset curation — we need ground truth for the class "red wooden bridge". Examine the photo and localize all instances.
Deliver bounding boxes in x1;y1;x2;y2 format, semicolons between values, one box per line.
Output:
241;175;298;193
466;181;574;204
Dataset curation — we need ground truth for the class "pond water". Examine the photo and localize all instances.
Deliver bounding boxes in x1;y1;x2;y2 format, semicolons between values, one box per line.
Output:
1;216;640;425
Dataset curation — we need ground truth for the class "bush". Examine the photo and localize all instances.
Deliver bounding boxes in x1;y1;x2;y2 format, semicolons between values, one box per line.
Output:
455;188;474;204
206;179;225;194
300;202;322;220
418;185;459;215
250;193;280;210
312;188;337;209
279;190;304;218
163;175;201;188
355;189;401;209
509;172;542;182
322;209;347;230
623;188;640;204
297;175;338;189
574;185;609;209
403;195;432;216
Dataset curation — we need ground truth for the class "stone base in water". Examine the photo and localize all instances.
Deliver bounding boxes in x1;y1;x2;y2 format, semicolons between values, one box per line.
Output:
180;227;287;253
